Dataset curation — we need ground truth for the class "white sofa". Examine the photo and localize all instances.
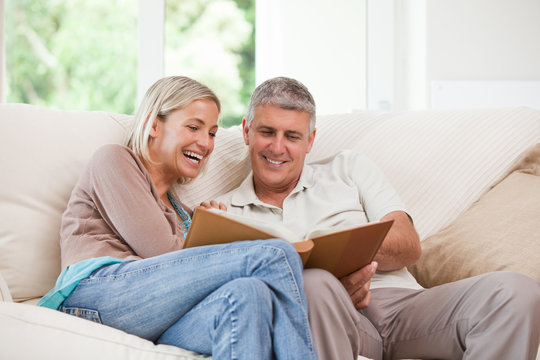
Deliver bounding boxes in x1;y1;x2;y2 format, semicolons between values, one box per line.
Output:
1;103;539;359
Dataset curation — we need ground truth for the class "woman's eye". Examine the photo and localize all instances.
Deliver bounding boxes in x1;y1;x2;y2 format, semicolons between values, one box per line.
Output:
209;132;217;138
187;125;198;131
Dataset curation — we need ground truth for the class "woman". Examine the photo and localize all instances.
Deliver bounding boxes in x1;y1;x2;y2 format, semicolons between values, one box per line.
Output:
38;76;318;360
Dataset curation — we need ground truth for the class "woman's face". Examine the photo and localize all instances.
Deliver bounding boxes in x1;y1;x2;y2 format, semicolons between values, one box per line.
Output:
149;99;219;180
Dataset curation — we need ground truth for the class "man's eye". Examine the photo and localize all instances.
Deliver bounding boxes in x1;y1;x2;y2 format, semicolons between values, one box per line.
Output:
187;125;198;131
287;135;300;140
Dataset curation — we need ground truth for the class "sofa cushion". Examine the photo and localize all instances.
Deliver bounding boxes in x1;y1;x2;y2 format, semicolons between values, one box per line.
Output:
0;301;210;360
0;104;133;302
409;144;540;287
175;107;540;242
347;107;540;240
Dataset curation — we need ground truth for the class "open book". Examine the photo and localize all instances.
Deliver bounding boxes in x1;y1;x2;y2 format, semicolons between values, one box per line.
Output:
184;207;393;278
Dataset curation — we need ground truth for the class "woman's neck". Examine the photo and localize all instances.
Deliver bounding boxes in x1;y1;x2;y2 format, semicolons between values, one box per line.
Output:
141;158;176;202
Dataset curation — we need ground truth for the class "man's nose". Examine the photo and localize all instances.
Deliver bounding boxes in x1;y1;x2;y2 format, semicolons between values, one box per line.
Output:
269;134;285;153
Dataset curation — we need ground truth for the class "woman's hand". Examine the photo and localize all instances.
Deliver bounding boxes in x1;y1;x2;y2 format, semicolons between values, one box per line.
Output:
199;200;227;211
339;261;377;310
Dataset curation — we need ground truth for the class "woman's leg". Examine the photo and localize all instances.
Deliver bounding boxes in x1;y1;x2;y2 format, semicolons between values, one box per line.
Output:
158;278;274;359
60;239;317;359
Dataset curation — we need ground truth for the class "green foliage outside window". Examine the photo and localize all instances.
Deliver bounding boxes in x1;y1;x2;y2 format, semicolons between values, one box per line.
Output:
6;0;254;127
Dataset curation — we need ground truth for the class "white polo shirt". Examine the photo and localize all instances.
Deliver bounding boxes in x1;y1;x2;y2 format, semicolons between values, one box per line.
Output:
217;150;422;290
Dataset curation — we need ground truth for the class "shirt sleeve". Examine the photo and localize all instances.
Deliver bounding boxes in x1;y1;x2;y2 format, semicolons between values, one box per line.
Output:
87;145;185;257
347;151;408;222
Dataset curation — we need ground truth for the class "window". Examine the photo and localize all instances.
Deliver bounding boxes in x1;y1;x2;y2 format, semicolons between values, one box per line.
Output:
4;0;255;126
164;0;255;127
5;0;138;114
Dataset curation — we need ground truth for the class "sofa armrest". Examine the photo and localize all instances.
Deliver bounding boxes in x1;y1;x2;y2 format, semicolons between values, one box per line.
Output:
0;272;13;302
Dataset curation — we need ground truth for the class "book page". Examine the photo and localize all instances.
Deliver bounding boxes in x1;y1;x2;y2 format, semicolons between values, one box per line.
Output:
204;208;301;242
304;223;362;239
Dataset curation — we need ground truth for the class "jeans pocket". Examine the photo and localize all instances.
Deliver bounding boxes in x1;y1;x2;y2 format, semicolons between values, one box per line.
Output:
58;306;103;324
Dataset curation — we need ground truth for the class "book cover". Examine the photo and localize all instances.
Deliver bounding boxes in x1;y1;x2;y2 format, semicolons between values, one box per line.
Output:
184;207;393;277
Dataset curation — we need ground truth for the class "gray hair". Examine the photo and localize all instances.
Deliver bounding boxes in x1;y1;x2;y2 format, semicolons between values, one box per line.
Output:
126;76;220;184
245;77;316;132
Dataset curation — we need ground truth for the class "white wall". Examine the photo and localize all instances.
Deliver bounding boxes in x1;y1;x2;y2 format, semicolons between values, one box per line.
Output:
400;0;540;110
256;0;367;115
0;0;5;102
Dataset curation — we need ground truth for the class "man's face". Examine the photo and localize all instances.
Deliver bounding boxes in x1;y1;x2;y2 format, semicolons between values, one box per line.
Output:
243;104;316;194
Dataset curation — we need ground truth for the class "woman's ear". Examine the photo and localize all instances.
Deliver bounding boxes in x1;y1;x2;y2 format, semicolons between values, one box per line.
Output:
149;117;161;138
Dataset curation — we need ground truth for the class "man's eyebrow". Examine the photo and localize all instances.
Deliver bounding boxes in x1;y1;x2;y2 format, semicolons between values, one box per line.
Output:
285;130;304;137
256;125;275;131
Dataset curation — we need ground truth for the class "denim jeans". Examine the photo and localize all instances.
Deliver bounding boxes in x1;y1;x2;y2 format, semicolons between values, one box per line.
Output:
59;239;318;360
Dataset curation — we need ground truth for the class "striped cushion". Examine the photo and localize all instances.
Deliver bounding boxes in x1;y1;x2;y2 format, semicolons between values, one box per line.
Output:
347;107;540;239
175;107;540;241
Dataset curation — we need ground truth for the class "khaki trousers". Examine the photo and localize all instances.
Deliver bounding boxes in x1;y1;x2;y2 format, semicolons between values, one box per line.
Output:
303;269;540;360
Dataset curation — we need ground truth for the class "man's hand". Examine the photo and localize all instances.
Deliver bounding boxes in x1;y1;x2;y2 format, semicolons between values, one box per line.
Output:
199;200;227;211
340;261;378;310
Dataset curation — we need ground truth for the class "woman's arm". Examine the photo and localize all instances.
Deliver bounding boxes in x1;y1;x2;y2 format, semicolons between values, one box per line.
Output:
88;145;185;257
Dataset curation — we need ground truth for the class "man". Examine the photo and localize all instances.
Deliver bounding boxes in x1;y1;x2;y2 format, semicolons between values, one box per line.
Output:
209;77;540;360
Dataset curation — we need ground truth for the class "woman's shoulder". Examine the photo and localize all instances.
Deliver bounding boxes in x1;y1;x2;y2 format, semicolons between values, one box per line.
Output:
92;143;132;160
91;143;140;165
88;144;142;175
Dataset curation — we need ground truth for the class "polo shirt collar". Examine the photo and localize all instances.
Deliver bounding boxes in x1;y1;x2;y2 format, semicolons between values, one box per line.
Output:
230;164;315;207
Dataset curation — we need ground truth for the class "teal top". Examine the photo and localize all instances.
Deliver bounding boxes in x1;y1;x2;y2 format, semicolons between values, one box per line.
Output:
38;256;125;309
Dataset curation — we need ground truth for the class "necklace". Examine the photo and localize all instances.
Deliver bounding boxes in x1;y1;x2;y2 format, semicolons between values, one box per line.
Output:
167;192;192;238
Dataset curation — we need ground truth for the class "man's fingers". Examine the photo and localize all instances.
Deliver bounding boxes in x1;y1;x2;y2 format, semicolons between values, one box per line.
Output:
353;288;372;309
340;261;377;293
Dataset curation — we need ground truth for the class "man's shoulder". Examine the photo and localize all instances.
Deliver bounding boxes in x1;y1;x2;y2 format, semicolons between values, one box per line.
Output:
215;188;236;206
308;149;370;166
308;149;379;176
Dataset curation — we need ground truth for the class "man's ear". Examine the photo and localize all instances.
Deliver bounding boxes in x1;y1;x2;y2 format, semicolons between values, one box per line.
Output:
306;128;317;153
242;117;250;145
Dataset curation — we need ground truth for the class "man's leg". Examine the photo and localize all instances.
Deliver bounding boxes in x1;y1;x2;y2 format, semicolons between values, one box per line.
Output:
304;268;383;360
363;271;540;360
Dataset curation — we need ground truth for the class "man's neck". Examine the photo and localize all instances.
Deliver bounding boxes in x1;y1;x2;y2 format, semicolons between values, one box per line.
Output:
253;177;300;209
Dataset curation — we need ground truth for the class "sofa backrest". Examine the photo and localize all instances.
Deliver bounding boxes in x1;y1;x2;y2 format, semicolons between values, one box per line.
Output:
1;103;539;302
0;104;133;302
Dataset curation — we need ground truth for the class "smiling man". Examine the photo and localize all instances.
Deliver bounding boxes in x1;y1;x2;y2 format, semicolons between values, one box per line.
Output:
244;103;315;208
213;77;540;360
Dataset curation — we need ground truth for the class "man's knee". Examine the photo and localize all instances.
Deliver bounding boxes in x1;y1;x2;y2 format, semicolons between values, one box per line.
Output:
480;271;540;312
303;268;344;299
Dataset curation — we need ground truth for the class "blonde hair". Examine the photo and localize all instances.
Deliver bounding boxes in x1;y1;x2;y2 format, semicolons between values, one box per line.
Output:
126;76;220;184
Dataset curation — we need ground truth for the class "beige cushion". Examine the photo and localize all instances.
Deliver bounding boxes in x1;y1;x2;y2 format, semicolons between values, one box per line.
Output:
409;144;540;287
0;104;133;302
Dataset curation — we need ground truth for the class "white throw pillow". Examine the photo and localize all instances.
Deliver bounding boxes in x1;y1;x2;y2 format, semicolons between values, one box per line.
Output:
0;104;132;301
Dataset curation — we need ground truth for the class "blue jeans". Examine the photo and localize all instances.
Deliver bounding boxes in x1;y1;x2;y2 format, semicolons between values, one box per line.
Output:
59;239;318;360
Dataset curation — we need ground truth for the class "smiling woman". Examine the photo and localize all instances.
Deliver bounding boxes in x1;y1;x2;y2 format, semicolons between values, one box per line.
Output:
37;75;318;359
146;99;219;187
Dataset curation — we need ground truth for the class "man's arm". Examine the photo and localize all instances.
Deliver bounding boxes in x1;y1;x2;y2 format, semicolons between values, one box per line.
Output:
374;210;421;271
